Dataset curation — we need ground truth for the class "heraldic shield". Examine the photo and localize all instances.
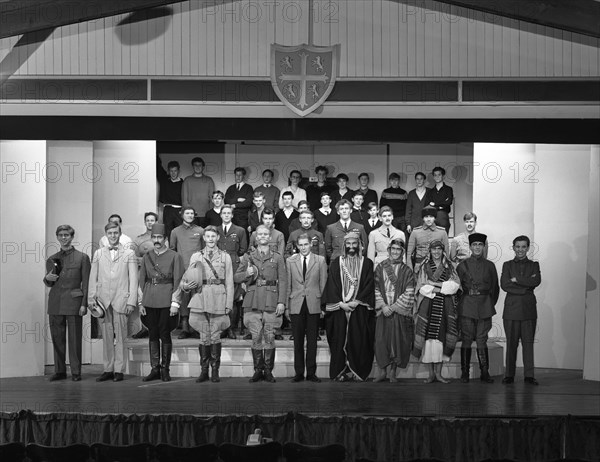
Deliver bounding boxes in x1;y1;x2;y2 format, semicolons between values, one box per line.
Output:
271;43;340;117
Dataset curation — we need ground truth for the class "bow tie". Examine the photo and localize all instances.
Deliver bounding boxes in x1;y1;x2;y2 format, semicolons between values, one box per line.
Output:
108;246;119;251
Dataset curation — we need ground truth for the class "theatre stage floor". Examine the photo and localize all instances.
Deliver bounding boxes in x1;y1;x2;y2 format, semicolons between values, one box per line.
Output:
1;367;598;418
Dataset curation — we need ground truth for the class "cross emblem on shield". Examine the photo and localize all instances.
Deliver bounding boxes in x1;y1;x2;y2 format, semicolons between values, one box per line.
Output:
270;43;340;117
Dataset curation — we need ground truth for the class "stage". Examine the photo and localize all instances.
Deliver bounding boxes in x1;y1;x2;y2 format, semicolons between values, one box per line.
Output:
1;363;599;461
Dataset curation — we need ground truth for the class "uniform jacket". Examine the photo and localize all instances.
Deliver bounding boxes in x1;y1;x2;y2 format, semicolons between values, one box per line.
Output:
139;249;184;308
285;228;326;258
44;248;91;315
501;258;541;320
88;245;139;313
286;253;328;315
186;248;234;314
217;223;248;271
456;255;499;320
406;224;449;270
234;248;287;312
324;220;368;261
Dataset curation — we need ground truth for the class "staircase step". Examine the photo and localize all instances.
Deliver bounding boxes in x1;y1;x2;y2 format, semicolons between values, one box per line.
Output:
127;340;504;380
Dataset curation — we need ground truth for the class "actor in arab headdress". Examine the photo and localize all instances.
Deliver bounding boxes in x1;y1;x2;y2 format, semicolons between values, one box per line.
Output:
323;231;376;382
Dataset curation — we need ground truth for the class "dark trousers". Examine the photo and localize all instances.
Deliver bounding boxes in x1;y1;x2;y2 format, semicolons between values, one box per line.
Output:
144;308;172;345
163;205;183;240
460;317;492;349
504;318;536;378
291;300;320;377
49;314;83;375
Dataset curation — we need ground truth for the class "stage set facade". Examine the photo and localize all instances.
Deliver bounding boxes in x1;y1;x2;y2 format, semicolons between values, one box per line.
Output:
1;1;599;461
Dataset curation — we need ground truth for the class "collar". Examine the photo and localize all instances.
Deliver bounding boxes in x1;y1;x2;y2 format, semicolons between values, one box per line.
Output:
263;184;271;188
182;222;195;229
423;224;437;231
204;247;218;256
60;247;75;255
435;182;445;190
514;257;529;263
154;246;168;256
237;181;245;187
170;177;182;183
340;219;351;226
301;253;311;261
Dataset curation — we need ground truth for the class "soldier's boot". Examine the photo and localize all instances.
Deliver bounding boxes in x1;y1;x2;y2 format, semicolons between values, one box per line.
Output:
142;341;161;382
263;348;276;383
210;343;222;383
477;347;494;383
460;347;472;383
196;345;211;383
178;316;191;339
160;343;173;382
249;349;264;383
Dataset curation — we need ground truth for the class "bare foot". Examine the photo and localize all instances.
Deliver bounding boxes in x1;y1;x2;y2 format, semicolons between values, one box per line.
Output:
424;376;435;384
435;374;450;384
389;376;398;383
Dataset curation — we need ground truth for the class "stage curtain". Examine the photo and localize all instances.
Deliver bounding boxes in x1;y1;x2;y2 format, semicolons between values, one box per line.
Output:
294;415;564;461
0;410;294;447
565;417;600;461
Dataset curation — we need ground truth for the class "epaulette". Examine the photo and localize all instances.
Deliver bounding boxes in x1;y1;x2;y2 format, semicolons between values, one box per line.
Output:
413;225;423;230
435;226;446;230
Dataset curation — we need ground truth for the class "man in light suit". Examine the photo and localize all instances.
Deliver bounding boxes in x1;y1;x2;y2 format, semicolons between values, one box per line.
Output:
88;222;138;382
286;234;328;383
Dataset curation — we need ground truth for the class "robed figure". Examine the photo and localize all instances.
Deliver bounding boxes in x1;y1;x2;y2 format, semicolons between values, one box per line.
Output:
323;231;376;382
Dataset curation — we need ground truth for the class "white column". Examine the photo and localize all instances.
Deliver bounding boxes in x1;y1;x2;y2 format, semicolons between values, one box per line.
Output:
0;140;47;377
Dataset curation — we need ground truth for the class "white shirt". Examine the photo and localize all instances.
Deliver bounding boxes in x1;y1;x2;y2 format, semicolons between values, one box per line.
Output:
99;234;133;249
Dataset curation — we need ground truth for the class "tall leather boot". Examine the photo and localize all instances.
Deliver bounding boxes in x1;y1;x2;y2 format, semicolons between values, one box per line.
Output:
460;348;472;383
211;343;222;383
263;348;276;383
196;345;211;383
178;316;191;339
161;343;173;382
143;341;161;382
477;347;494;383
249;349;264;383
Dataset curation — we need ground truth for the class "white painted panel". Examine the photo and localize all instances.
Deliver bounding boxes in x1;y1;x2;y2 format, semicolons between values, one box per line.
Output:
0;140;47;378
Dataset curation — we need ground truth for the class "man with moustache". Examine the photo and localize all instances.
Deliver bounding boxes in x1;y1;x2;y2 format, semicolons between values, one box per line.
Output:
323;231;376;382
456;233;499;384
138;224;184;382
367;206;405;268
450;212;488;265
88;222;138;382
286;234;328;383
235;225;287;383
43;225;91;381
249;208;285;256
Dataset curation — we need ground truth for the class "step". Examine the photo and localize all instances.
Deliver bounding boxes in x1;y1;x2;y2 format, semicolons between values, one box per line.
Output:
127;339;504;380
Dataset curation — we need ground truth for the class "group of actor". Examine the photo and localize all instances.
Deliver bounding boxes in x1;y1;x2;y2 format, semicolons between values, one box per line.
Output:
42;158;541;386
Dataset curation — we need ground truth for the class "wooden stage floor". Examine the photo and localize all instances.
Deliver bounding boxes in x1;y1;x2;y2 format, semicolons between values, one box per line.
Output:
1;366;598;418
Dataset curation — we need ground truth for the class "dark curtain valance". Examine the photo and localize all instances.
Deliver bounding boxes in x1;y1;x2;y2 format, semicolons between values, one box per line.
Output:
2;411;599;461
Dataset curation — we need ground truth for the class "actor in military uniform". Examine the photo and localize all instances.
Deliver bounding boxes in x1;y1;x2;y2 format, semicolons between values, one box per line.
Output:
324;199;368;263
138;224;184;382
406;205;449;271
449;212;488;265
456;233;499;383
501;235;542;386
43;225;91;381
175;226;234;383
234;225;287;383
217;204;248;339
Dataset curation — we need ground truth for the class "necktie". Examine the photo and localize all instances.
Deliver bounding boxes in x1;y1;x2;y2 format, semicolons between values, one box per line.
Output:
387;228;391;238
237;184;241;191
208;251;213;259
224;225;228;234
344;223;348;232
303;256;307;280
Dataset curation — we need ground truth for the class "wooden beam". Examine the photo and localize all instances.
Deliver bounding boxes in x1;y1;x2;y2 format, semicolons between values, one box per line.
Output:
434;0;600;38
0;0;189;39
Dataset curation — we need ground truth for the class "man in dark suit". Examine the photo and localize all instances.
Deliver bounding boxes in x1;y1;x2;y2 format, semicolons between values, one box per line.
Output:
501;235;542;386
224;167;254;231
43;225;91;382
325;199;368;262
286;234;328;382
217;205;248;338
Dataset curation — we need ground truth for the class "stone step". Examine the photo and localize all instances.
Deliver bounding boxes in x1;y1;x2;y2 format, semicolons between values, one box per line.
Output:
127;339;504;380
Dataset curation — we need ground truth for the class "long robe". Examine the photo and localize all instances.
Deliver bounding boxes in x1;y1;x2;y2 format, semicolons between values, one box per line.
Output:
413;255;460;360
323;256;376;381
374;259;416;368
